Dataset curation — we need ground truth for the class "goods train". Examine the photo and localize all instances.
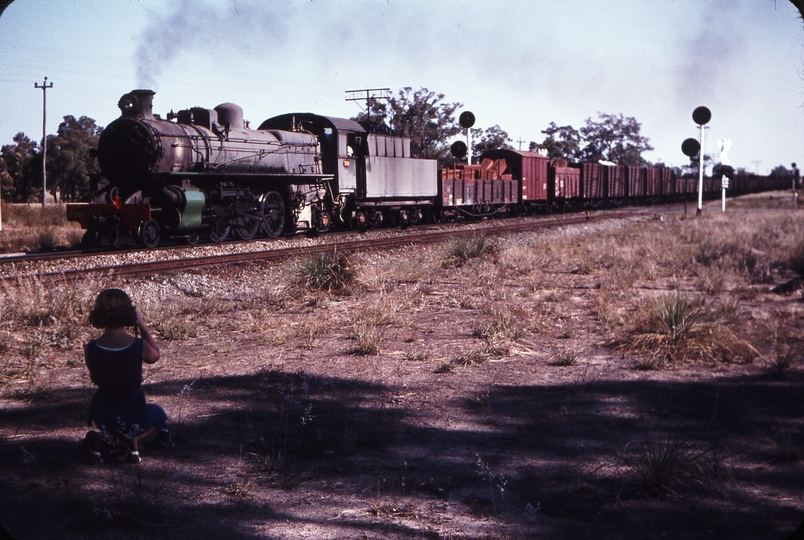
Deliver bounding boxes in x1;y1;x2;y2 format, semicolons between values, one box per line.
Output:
66;90;790;248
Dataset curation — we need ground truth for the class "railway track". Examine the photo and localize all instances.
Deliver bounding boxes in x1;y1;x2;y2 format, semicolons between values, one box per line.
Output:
1;208;661;282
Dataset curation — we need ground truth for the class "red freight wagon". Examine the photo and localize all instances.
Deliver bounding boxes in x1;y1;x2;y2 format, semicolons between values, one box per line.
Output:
646;167;662;197
479;180;492;204
605;165;627;199
549;166;581;203
480;149;548;208
660;168;675;196
626;166;646;198
580;162;606;201
686;176;698;195
438;156;517;217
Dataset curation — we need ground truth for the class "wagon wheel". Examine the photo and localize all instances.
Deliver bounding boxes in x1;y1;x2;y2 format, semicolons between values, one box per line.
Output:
138;219;160;249
349;213;362;231
234;213;261;240
260;191;286;238
208;222;231;243
367;211;383;230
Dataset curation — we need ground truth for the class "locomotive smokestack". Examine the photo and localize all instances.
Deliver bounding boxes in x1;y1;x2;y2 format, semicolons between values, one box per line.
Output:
118;89;156;119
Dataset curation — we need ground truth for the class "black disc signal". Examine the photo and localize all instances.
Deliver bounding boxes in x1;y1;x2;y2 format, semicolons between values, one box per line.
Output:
681;138;700;157
451;140;468;158
459;111;475;129
692;106;711;126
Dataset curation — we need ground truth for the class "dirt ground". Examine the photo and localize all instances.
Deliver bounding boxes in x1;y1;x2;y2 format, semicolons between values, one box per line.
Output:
1;196;803;539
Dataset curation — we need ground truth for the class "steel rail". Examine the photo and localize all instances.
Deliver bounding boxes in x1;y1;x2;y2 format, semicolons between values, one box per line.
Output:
1;210;654;282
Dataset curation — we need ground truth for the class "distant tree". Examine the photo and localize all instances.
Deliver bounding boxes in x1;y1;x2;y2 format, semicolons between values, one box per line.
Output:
45;115;103;201
578;112;653;166
352;97;392;135
681;154;713;178
769;164;793;180
472;125;513;159
353;87;462;164
534;122;583;161
0;132;38;202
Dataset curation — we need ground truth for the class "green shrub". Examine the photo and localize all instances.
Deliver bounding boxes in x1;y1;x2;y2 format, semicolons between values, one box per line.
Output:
442;234;496;266
654;294;698;341
290;250;354;292
617;431;722;498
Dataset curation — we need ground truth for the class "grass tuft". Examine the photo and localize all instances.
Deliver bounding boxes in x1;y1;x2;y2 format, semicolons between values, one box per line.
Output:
290;250;355;293
612;293;759;364
552;347;582;366
349;323;384;356
654;293;698;341
617;431;723;499
442;234;496;266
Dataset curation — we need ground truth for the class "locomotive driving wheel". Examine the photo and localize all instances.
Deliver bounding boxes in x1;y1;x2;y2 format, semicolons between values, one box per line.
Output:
138;219;160;249
259;191;286;238
234;213;260;240
208;222;231;243
234;192;261;240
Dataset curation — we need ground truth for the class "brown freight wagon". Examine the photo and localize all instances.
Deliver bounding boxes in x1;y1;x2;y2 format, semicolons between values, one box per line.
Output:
480;149;548;210
660;168;675;196
646;167;662;198
626;166;646;198
579;162;606;203
686;176;699;195
605;165;627;199
439;156;518;217
548;166;581;209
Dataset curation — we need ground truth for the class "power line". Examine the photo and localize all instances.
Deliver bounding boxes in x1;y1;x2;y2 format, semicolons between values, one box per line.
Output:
345;88;390;112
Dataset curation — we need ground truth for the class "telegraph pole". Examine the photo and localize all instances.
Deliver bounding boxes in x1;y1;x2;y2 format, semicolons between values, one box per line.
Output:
34;77;53;207
345;87;391;114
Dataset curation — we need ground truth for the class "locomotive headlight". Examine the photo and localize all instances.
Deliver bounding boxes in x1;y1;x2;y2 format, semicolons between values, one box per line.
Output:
342;159;351;168
118;93;140;117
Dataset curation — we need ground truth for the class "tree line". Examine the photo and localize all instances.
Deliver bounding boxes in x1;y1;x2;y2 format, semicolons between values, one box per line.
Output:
1;115;102;203
350;87;655;167
2;86;794;203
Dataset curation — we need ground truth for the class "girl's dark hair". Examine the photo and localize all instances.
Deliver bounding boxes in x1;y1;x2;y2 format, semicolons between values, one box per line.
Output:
88;288;137;329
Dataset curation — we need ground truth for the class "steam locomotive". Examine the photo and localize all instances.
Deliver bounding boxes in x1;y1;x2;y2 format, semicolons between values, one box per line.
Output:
67;89;435;247
66;90;789;248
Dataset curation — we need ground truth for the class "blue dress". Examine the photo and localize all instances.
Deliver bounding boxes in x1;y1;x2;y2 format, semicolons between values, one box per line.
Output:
85;338;167;439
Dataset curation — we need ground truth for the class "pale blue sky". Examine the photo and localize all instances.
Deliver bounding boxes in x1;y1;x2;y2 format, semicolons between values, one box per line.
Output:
1;0;802;173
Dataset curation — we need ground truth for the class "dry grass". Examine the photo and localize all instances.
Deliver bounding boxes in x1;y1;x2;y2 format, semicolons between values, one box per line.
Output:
441;234;497;267
0;203;84;253
289;249;355;293
2;195;804;539
614;293;760;365
617;429;724;499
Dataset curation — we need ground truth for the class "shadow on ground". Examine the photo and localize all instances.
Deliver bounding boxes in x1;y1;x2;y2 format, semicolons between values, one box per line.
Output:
1;368;803;539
